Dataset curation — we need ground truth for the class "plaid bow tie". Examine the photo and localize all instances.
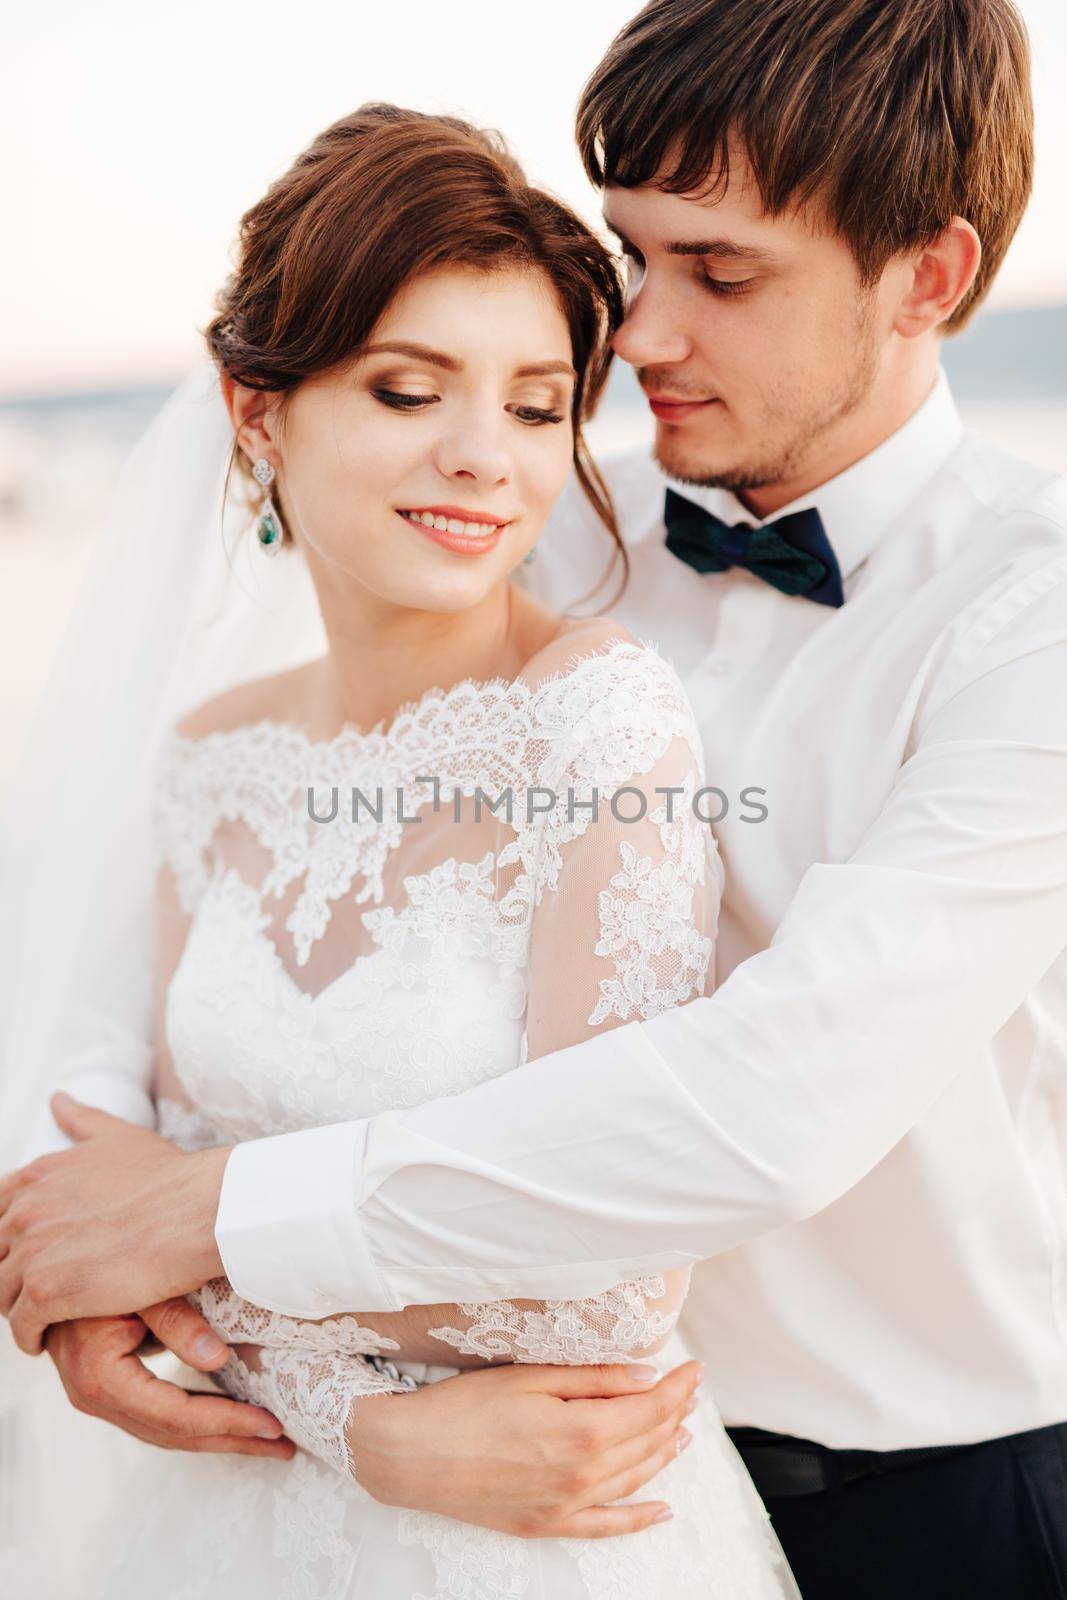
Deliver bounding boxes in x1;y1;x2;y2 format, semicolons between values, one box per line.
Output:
663;488;845;608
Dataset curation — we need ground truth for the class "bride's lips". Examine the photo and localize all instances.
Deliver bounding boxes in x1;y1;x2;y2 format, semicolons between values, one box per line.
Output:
396;504;512;557
646;394;720;422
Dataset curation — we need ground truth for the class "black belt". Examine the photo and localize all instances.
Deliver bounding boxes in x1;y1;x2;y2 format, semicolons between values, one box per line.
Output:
726;1425;977;1499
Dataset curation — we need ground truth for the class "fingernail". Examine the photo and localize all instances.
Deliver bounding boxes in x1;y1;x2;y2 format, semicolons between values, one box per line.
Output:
677;1429;693;1452
684;1396;699;1416
256;1422;283;1439
652;1507;674;1524
626;1364;659;1382
695;1363;706;1387
195;1334;227;1362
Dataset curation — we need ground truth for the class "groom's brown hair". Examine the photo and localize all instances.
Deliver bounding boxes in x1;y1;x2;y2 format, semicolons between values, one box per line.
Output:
576;0;1032;330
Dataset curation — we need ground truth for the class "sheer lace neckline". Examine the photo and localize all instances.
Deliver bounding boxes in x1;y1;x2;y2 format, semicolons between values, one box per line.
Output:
155;630;709;984
168;632;646;756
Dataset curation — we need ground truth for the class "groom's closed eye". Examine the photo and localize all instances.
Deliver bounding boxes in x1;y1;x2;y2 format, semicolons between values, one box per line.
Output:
696;271;755;299
605;218;773;275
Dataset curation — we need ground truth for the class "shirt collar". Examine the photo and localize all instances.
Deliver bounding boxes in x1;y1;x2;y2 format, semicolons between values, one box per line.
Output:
659;366;965;580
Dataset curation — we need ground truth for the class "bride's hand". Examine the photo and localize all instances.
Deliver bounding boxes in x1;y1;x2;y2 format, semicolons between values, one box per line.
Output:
351;1357;703;1539
43;1304;295;1460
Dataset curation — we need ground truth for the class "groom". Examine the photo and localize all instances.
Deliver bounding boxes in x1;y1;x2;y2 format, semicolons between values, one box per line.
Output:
4;1;1067;1595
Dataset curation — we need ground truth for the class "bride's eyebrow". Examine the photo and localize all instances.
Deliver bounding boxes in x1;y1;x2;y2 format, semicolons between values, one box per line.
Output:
361;340;461;370
513;360;577;380
360;342;576;382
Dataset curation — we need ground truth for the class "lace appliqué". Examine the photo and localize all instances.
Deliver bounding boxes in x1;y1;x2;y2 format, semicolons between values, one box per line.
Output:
192;1276;401;1359
221;1344;414;1478
590;771;713;1026
398;1509;534;1600
270;1450;362;1600
426;1273;676;1364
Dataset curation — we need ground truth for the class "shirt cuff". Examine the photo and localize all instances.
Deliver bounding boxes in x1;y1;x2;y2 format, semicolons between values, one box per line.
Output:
214;1120;399;1318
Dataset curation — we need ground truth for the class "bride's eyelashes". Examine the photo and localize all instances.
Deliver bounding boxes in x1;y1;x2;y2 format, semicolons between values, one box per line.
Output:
372;388;565;426
373;389;433;411
512;404;566;426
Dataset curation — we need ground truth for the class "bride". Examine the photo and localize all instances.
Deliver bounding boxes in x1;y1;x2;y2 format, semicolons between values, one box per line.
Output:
6;103;798;1599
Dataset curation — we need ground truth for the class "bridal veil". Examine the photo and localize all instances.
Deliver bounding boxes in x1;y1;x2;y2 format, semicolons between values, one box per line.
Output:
0;364;324;1592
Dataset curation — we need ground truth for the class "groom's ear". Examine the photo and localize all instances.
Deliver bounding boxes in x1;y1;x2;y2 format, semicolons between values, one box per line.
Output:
891;217;983;340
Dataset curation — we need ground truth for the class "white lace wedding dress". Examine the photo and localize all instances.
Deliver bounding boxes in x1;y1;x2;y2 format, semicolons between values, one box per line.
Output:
84;630;798;1600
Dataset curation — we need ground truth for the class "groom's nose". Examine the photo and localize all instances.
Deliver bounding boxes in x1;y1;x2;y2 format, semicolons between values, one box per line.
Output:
612;285;692;369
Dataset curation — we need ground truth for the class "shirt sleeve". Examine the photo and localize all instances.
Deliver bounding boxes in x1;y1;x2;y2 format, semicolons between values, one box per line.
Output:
217;558;1067;1315
19;936;157;1163
20;730;192;1165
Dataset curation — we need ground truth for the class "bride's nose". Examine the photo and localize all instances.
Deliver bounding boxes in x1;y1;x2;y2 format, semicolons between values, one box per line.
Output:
432;417;512;486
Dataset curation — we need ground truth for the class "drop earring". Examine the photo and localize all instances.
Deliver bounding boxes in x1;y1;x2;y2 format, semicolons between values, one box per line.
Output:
523;543;538;565
252;458;283;555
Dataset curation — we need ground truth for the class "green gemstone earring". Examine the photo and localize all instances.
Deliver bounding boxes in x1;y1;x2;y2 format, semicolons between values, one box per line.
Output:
252;458;283;555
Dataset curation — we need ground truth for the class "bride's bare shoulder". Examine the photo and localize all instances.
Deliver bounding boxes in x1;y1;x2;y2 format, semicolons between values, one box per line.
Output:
519;613;640;689
174;661;320;740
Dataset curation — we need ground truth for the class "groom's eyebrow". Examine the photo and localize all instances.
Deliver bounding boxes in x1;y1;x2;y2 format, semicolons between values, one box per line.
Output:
602;220;774;263
666;238;776;262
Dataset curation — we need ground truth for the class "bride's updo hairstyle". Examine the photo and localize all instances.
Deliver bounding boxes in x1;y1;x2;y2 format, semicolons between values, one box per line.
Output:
206;102;628;600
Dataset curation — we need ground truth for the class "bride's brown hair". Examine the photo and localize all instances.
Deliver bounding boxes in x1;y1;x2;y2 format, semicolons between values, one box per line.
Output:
206;102;628;604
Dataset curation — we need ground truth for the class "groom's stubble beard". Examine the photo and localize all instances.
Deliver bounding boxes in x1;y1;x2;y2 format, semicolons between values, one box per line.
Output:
649;286;882;494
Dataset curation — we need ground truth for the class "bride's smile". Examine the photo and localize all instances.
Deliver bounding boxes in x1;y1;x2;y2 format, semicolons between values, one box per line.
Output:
395;506;512;551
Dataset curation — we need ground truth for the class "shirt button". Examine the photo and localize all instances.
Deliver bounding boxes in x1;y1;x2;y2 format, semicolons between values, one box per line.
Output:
706;659;732;677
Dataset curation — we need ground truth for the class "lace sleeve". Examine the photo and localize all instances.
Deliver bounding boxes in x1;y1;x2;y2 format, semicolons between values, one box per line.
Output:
420;646;722;1367
190;1278;417;1479
157;1101;417;1479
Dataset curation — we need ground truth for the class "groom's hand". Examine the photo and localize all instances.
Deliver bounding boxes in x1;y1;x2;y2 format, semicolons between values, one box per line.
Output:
44;1300;295;1460
0;1095;229;1354
353;1358;704;1538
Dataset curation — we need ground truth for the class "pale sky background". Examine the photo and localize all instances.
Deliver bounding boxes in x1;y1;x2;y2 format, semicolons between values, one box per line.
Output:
5;0;1066;395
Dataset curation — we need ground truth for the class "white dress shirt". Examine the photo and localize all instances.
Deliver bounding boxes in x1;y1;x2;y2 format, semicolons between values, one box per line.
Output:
40;368;1067;1451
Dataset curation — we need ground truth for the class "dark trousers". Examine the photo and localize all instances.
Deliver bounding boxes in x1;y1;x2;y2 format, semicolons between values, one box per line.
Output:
726;1420;1067;1600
